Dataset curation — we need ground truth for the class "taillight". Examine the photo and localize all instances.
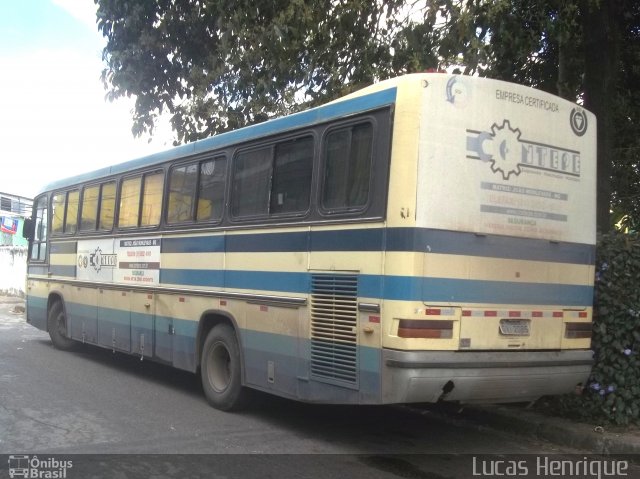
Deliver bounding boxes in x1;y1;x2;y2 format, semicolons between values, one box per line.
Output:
565;322;592;339
398;320;453;339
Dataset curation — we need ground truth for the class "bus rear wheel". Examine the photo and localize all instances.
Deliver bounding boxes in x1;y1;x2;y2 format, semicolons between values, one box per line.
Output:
47;301;76;351
200;324;248;411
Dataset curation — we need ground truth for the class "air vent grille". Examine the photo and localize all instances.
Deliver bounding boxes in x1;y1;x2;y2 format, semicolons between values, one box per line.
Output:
310;274;358;387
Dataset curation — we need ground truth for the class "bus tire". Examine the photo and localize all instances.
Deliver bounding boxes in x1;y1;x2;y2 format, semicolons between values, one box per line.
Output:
47;301;76;351
200;324;248;411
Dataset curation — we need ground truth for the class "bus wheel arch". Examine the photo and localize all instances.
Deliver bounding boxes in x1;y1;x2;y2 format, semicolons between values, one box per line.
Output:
47;295;76;351
197;312;249;411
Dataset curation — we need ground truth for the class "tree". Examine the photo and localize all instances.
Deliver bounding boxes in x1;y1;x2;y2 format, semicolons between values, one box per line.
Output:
96;0;639;232
96;0;427;142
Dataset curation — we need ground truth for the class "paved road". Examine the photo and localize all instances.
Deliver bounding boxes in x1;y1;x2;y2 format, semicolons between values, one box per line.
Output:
3;297;635;478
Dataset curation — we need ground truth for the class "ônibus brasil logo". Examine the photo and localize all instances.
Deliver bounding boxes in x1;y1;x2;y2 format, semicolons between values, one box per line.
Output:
466;119;582;181
8;455;72;478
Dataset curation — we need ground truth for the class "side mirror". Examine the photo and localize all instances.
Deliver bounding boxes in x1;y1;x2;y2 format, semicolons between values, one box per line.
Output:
23;218;35;242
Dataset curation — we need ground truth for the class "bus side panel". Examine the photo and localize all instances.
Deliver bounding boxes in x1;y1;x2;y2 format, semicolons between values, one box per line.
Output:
304;227;385;404
131;291;155;360
67;286;98;344
26;275;48;331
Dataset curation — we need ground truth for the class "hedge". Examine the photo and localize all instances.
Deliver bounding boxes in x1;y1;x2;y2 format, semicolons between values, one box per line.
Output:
547;232;640;425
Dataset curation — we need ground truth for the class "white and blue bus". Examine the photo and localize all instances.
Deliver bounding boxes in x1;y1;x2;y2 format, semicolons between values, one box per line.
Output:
25;73;596;410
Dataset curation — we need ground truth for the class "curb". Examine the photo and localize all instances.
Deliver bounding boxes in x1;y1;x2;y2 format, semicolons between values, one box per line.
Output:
422;403;640;455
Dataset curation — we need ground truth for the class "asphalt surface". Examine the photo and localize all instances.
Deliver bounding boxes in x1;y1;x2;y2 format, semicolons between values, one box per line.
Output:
1;295;639;478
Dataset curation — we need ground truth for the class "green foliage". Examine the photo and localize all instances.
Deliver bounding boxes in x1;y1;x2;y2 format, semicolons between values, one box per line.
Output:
95;0;640;229
549;233;640;425
95;0;436;144
610;2;640;231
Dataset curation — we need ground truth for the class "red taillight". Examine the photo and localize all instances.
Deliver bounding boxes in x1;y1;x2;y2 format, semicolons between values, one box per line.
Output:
398;320;454;339
565;322;592;339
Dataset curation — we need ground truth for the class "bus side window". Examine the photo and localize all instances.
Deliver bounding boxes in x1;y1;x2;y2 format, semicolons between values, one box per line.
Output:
232;147;272;217
80;185;100;231
30;196;48;261
51;193;65;234
231;136;313;219
322;122;373;211
119;172;164;228
271;137;313;214
51;189;79;234
198;156;226;222
168;162;198;223
140;171;164;227
99;181;116;230
65;190;79;234
118;176;142;228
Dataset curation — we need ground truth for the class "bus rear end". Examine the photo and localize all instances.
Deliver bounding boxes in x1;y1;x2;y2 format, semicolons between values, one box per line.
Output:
382;74;595;404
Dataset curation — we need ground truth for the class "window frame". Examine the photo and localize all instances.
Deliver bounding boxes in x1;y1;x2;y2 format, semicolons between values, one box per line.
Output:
166;154;228;227
50;189;80;236
229;133;316;223
318;117;377;217
29;194;48;262
79;183;101;233
78;180;117;234
25;106;391;238
116;169;165;230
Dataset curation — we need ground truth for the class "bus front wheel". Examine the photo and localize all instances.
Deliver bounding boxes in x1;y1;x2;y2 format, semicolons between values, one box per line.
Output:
200;324;248;411
47;301;76;351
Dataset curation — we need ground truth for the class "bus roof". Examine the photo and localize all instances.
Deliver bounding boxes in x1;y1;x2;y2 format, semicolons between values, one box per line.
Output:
39;82;399;195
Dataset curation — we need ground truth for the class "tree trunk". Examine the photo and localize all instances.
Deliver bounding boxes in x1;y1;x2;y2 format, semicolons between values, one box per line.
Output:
582;0;620;233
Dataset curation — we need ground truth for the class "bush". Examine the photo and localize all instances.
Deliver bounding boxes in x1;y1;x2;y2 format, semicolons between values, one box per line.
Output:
549;232;640;425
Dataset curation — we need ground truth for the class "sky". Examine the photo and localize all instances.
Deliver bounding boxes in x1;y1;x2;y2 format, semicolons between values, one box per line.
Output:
0;0;174;199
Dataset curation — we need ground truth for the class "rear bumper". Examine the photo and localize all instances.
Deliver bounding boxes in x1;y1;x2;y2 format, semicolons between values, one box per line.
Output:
382;349;593;404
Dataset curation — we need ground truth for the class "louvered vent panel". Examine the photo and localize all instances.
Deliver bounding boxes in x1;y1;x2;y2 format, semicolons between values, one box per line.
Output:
310;274;358;387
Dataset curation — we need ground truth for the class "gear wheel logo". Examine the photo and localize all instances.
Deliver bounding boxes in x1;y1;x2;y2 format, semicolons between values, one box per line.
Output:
489;120;522;180
90;247;103;273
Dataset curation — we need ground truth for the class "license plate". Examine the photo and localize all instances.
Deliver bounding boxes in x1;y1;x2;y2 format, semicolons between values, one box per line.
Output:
499;319;530;336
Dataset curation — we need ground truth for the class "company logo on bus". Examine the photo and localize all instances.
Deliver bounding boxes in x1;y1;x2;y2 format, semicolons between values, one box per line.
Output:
466;120;582;181
569;107;588;136
77;247;118;273
488;121;522;180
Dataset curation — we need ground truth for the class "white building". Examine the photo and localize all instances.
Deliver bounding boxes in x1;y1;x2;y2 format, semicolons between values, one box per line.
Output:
0;192;32;296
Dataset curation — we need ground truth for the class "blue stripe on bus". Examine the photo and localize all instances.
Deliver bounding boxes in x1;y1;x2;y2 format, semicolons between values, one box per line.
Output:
161;227;595;265
41;88;397;193
380;276;593;306
162;235;225;253
28;265;48;275
49;265;76;277
50;241;77;254
160;268;593;306
160;269;310;293
386;228;595;264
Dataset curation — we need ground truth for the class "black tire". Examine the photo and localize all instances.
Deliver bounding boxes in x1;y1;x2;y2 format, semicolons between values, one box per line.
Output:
200;324;248;411
47;301;76;351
